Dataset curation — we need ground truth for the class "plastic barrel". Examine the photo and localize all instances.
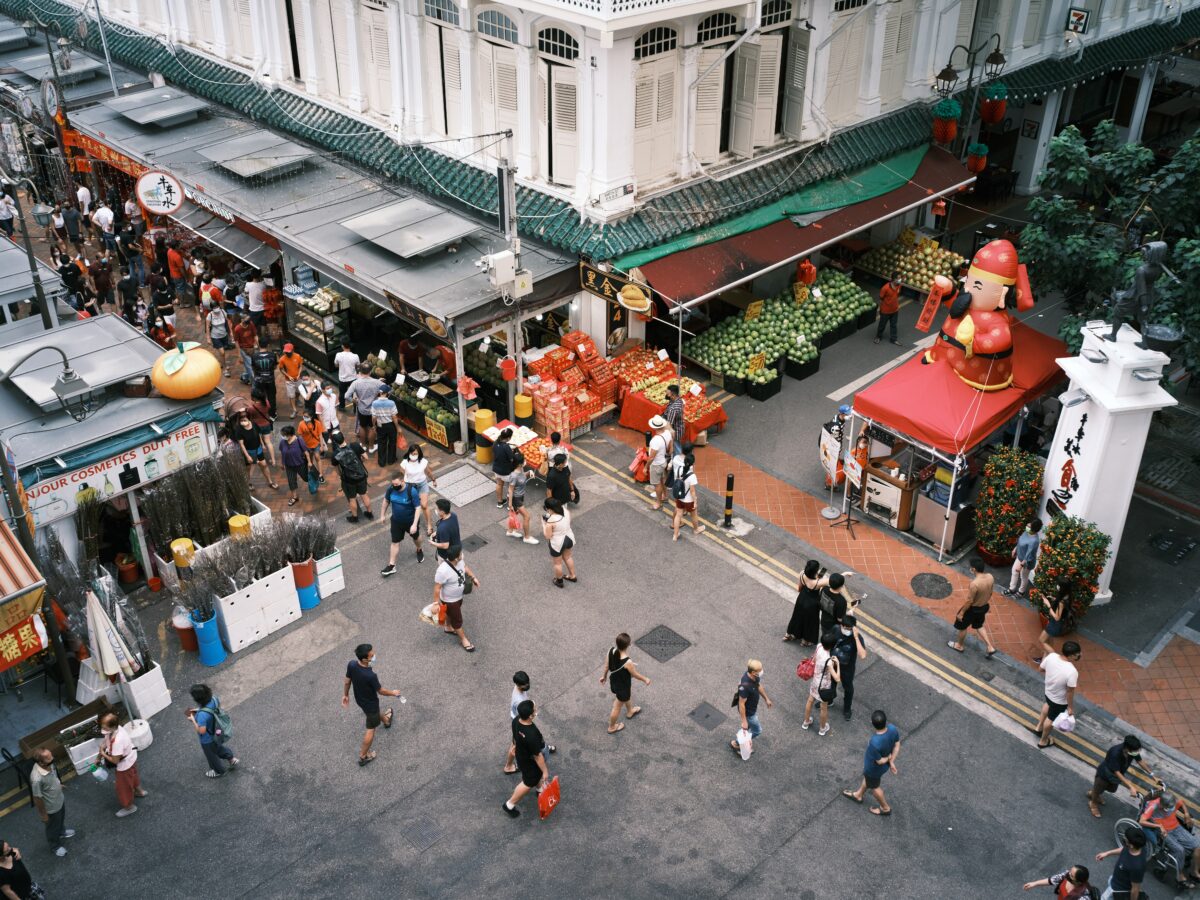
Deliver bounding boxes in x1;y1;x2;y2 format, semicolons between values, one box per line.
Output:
228;515;251;538
126;719;153;751
474;408;495;464
172;610;199;653
191;611;227;667
171;538;196;568
514;394;533;418
291;558;320;610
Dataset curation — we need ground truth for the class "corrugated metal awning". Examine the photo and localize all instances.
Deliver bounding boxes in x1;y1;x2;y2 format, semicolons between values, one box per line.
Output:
169;201;279;270
0;520;43;605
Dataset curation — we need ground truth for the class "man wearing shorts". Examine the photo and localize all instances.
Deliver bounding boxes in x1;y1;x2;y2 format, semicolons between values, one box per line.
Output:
1034;640;1081;749
346;365;385;453
503;700;549;819
379;477;424;575
330;432;373;522
205;300;232;376
947;557;997;657
341;643;403;767
842;709;901;816
277;343;304;418
647;414;673;510
1088;735;1148;818
429;498;461;560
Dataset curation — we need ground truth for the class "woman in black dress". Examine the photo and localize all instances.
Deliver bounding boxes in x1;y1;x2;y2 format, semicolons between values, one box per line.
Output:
600;632;650;734
0;840;42;900
786;560;824;645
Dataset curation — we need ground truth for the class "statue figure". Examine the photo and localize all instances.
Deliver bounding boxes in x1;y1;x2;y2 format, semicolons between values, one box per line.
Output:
1106;241;1173;346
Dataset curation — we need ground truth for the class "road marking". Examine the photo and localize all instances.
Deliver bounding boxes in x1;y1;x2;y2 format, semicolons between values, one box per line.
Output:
0;769;76;820
569;446;1169;792
825;333;938;402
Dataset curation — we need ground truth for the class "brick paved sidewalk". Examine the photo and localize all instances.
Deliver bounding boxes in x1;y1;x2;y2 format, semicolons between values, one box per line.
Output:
603;424;1200;762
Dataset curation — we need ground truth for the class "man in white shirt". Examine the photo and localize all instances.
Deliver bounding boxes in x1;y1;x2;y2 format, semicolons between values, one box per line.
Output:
0;190;15;238
91;201;116;251
315;383;340;433
1034;640;1081;749
245;271;267;329
75;183;92;216
333;341;361;410
647;414;673;511
124;196;143;236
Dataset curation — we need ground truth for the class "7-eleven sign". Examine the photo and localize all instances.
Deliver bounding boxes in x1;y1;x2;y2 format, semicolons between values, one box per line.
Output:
1066;7;1090;33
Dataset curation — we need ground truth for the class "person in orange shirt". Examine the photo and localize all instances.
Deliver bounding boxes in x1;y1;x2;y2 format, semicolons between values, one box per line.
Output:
166;241;187;303
277;343;305;418
874;273;902;345
297;410;327;483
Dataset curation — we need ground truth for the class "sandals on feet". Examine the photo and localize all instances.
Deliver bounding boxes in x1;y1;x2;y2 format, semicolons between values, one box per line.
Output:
462;643;476;652
842;789;862;803
382;708;394;729
1088;802;1102;818
358;751;376;767
870;807;892;816
608;723;625;734
946;641;964;653
627;707;642;719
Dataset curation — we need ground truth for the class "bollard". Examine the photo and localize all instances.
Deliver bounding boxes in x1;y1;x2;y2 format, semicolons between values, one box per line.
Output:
723;473;734;528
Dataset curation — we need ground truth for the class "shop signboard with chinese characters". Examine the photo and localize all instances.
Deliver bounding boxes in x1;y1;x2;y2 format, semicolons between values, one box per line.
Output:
135;170;184;217
0;614;47;673
62;129;147;178
22;422;215;527
0;589;44;633
579;262;657;312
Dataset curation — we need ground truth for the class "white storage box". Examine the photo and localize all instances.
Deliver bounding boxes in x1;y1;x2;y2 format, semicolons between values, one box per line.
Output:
75;660;121;706
264;594;301;634
67;738;101;775
120;662;172;720
316;550;344;598
219;609;266;653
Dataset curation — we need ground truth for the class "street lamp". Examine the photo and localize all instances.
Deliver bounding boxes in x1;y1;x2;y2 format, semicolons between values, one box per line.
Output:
0;163;57;331
935;63;960;98
0;345;100;421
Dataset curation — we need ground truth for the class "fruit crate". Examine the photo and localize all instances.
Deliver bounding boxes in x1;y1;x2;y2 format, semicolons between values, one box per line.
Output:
836;320;856;341
817;329;839;350
857;309;877;330
746;374;783;401
721;373;746;396
785;356;820;381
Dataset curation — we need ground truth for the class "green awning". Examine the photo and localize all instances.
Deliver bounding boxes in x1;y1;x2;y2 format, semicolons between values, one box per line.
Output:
614;146;929;271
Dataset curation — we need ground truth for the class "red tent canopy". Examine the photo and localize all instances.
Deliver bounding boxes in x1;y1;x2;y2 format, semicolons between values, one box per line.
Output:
852;322;1068;456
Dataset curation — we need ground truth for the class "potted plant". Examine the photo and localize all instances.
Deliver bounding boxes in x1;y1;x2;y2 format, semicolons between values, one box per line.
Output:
1028;515;1112;629
979;82;1007;125
932;98;961;144
966;142;989;174
974;447;1044;565
178;578;226;667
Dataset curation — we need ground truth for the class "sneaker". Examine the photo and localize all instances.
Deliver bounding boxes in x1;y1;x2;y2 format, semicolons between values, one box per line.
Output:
380;564;396;577
346;514;359;523
62;829;76;839
843;710;853;722
502;802;520;818
801;719;813;730
55;846;67;857
523;536;539;545
506;530;522;538
818;723;831;737
1002;588;1016;598
496;500;506;508
368;445;377;454
416;549;424;563
363;509;375;520
115;805;138;818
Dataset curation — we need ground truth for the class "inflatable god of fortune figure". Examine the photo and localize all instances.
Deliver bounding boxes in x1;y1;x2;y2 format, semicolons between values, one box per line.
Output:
922;239;1033;391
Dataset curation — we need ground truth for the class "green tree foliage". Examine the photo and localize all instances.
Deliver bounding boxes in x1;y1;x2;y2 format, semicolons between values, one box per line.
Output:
1019;122;1200;370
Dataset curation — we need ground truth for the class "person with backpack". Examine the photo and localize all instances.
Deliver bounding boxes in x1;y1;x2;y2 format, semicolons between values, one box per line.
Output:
492;427;517;508
671;452;705;541
1022;864;1099;898
187;684;239;778
330;432;373;523
380;477;424;575
251;347;280;418
832;614;868;722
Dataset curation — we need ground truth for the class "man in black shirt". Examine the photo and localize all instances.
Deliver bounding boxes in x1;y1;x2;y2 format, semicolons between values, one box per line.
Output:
341;643;403;766
56;254;83;310
504;700;549;818
1087;734;1149;818
833;615;868;722
116;266;140;324
428;498;461;560
545;454;575;505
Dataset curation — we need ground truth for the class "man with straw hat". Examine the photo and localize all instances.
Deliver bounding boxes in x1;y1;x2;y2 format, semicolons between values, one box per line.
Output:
647;414;673;510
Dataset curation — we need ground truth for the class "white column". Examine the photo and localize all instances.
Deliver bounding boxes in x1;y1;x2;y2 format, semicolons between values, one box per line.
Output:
856;3;888;118
342;0;366;112
679;44;700;177
1012;88;1061;195
455;27;474;149
1039;323;1178;604
803;0;834;140
1005;0;1029;60
400;0;425;135
590;39;636;203
514;43;537;178
299;0;321;95
1124;61;1159;144
575;41;595;203
209;0;229;57
387;0;405;130
248;0;269;73
165;0;186;43
903;0;937;98
1042;0;1071;44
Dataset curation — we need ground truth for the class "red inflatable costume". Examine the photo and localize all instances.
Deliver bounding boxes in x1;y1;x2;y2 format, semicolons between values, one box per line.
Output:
923;239;1034;392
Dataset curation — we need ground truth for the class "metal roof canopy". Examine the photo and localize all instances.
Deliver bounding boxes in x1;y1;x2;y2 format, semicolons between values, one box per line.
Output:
0;520;43;605
8;49;103;85
1163;56;1200;88
0;313;160;410
197;130;313;179
102;86;208;127
0;238;63;309
169;201;279;270
340;197;480;259
0;24;29;53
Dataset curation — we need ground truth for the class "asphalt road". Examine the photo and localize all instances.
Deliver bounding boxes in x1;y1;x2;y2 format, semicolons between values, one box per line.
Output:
1;470;1165;899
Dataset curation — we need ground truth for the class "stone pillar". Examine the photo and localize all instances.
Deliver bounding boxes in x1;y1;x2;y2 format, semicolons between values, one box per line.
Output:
400;0;424;135
386;0;405;130
903;0;937;99
1039;322;1178;604
514;43;537;179
1012;88;1062;195
299;0;321;96
679;44;700;177
341;0;366;113
1124;60;1159;145
209;0;229;57
803;0;834;140
856;2;888;119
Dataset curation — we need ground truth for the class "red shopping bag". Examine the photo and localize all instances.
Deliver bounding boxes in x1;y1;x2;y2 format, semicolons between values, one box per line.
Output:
506;508;521;531
437;601;446;626
538;776;560;820
629;447;649;483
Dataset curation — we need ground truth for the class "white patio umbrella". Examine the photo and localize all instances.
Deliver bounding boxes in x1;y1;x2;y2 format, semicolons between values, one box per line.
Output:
85;591;136;679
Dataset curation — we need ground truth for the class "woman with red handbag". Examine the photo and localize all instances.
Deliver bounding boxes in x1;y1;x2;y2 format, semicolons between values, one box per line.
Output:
506;461;539;545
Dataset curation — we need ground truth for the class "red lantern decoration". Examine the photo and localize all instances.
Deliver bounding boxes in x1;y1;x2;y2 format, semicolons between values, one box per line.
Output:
966;154;987;174
796;258;817;286
979;98;1006;125
932;118;958;145
932;198;947;217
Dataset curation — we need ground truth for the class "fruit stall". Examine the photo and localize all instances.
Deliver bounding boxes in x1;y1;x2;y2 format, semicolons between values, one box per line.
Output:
614;348;728;442
391;380;462;450
523;332;619;439
856;231;967;294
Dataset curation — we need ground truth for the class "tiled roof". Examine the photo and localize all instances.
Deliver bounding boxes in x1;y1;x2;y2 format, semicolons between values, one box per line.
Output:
23;2;1190;258
1002;9;1200;102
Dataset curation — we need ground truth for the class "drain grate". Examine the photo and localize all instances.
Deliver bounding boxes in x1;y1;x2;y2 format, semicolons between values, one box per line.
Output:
402;820;444;851
688;701;726;732
911;573;953;600
462;535;488;553
434;466;497;507
1148;531;1198;566
635;625;692;663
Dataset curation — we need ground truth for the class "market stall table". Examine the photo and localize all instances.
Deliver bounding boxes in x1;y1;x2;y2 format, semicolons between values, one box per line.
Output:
618;390;729;444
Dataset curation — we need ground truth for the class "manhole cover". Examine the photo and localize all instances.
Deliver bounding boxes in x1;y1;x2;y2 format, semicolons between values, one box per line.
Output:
911;573;953;600
403;820;443;851
461;535;488;553
688;701;726;731
1147;531;1198;566
635;625;692;663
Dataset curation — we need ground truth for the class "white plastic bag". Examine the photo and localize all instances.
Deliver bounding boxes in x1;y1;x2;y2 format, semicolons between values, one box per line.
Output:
1053;712;1076;733
736;728;753;760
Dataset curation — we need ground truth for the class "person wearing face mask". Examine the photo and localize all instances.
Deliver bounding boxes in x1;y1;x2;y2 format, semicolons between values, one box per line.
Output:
0;839;42;900
730;659;773;759
97;711;148;817
341;643;404;766
503;700;549;818
370;386;400;467
235;415;279;491
1006;518;1043;600
296;372;318;418
832;614;868;722
315;383;340;434
297;411;326;484
400;444;437;532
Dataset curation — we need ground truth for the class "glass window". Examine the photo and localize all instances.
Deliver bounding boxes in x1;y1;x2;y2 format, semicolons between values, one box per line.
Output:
634;26;678;60
697;12;738;43
761;0;794;26
538;27;579;60
477;9;518;43
424;0;459;25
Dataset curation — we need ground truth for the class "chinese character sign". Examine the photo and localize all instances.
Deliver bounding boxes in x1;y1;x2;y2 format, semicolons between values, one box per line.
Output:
135;170;184;216
0;614;47;672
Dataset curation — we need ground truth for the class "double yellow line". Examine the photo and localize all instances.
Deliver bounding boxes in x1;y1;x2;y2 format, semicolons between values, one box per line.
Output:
0;768;77;821
569;443;1167;791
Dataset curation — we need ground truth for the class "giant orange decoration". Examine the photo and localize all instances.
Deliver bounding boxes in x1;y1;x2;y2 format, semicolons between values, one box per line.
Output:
150;343;222;400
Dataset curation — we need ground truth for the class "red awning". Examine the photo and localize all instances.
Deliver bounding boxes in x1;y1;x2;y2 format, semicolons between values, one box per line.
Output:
852;322;1068;456
640;147;974;305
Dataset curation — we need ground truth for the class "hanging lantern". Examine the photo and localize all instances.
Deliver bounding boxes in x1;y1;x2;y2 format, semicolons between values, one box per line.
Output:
980;82;1008;125
456;374;478;400
796;258;817;286
932;198;947;217
966;142;989;174
931;98;962;145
